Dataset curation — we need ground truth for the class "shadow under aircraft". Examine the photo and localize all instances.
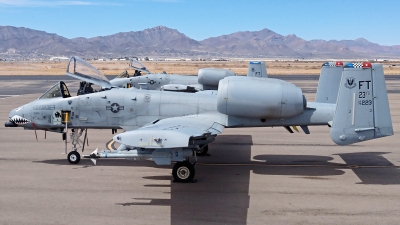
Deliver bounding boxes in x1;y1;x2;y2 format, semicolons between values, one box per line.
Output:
35;135;400;225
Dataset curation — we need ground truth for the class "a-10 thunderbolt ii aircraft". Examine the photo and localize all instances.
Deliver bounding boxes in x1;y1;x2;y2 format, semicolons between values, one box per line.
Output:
104;58;237;92
5;58;393;182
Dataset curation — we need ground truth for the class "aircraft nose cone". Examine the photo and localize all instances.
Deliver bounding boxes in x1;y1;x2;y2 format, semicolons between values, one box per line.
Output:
7;106;30;127
5;120;18;127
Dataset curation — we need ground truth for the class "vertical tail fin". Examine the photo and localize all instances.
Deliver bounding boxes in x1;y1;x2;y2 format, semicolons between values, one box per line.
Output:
247;61;267;78
330;62;393;145
315;61;345;103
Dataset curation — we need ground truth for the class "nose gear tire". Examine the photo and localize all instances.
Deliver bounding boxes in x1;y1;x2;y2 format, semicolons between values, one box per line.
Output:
68;151;81;164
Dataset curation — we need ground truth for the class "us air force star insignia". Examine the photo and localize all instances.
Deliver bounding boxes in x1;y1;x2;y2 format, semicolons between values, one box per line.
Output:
106;103;124;113
345;77;356;89
149;80;155;85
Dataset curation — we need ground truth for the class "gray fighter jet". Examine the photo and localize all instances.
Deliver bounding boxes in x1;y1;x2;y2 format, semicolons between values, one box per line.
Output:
5;59;393;182
109;58;236;92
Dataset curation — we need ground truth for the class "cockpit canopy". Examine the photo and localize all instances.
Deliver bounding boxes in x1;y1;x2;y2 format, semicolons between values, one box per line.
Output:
115;58;151;79
66;56;112;88
129;58;151;74
39;81;71;99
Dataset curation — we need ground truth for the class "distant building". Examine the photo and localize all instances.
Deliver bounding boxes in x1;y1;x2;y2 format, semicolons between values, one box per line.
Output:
49;56;69;61
7;48;16;54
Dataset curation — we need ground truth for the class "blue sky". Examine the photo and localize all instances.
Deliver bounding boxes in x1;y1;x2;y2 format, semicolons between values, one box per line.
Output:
0;0;399;45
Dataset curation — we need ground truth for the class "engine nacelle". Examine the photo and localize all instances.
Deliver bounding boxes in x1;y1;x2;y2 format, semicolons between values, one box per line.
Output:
217;77;305;119
198;68;235;87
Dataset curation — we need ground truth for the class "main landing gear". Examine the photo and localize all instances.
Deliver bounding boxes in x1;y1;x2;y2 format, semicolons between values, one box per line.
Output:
172;161;196;183
77;143;209;183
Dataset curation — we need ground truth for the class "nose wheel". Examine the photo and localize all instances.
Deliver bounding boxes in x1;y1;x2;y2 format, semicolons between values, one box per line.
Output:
67;151;81;164
172;161;195;183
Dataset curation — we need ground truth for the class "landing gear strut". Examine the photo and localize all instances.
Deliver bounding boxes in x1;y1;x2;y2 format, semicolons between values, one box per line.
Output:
70;128;88;152
172;161;195;183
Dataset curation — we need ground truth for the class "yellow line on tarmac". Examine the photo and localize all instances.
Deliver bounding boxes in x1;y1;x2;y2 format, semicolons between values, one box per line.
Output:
106;139;116;150
195;163;400;169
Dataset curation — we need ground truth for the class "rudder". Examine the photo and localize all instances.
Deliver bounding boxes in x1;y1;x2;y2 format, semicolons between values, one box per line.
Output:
330;62;393;145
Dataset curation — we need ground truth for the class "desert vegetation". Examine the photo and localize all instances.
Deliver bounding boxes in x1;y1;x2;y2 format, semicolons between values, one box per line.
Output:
1;60;400;76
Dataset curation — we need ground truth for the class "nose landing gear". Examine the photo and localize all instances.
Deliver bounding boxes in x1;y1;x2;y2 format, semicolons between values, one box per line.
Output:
67;151;81;164
66;128;87;164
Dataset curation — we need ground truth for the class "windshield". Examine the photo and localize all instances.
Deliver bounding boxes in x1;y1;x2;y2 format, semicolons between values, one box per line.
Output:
66;56;112;88
39;81;71;99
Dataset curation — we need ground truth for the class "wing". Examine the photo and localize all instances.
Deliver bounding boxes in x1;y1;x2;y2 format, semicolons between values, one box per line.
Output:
113;112;226;149
161;84;202;92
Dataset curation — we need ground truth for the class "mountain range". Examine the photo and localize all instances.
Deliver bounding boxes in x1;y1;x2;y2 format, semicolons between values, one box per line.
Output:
1;25;399;58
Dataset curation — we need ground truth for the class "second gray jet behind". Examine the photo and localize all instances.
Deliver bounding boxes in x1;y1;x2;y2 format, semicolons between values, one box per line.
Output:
109;58;235;92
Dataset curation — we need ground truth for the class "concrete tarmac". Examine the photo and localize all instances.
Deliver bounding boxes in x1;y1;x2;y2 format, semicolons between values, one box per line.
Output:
0;77;400;225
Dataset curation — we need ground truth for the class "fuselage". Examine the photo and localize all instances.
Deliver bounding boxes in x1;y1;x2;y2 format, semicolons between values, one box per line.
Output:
8;85;335;133
110;74;200;90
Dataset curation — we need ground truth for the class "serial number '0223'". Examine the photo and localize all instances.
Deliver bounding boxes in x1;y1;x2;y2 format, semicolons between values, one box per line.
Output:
358;100;372;105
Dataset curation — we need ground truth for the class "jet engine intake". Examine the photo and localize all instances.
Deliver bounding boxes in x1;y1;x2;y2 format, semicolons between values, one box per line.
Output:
198;68;235;87
217;77;305;119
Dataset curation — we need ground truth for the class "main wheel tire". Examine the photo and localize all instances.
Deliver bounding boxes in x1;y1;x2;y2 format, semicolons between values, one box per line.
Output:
172;161;195;182
196;144;209;156
67;151;81;164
